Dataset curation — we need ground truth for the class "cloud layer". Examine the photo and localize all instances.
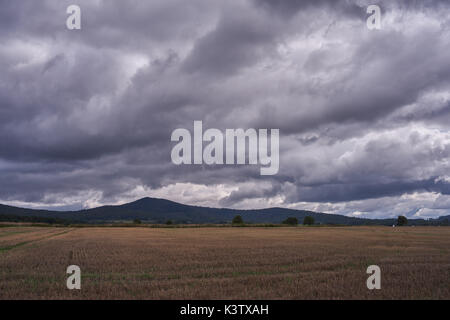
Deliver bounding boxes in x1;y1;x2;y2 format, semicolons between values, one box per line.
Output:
1;0;450;219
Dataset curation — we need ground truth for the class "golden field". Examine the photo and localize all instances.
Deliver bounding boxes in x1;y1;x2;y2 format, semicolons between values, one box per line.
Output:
0;225;449;299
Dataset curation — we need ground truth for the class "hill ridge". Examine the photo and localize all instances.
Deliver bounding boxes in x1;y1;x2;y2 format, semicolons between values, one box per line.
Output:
0;197;449;225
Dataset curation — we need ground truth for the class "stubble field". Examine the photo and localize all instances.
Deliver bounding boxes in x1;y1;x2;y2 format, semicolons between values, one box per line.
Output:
0;225;449;299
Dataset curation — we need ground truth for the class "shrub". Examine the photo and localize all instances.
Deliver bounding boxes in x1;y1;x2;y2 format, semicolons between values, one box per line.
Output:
166;220;173;225
133;219;142;224
232;215;244;225
397;216;408;226
303;216;315;225
282;217;298;225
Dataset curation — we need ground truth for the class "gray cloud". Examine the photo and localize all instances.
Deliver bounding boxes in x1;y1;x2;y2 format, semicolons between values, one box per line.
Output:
182;4;282;77
254;0;365;18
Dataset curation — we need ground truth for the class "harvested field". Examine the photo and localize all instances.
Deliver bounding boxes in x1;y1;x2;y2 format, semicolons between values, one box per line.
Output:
0;226;449;299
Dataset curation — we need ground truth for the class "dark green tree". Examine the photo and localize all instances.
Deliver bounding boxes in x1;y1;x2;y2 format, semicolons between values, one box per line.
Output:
232;215;244;225
397;216;408;226
166;219;173;225
133;219;142;224
282;217;298;225
303;216;315;225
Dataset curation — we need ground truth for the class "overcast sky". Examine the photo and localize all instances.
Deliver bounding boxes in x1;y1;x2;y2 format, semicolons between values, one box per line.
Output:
1;0;449;219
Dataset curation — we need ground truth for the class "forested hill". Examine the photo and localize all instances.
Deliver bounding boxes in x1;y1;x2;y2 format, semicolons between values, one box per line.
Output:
0;197;448;225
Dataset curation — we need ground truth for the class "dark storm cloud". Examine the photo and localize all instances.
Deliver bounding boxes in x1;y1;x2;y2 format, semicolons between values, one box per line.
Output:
287;178;450;203
252;27;450;134
254;0;365;18
0;0;450;218
182;9;280;77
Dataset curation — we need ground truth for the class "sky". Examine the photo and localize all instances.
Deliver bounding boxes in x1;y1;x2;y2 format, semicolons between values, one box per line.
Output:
1;0;449;219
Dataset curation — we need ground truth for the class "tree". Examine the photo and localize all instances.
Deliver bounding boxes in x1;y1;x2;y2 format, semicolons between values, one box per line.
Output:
133;219;142;224
232;215;244;225
303;216;315;225
397;216;408;226
166;219;173;225
282;217;298;225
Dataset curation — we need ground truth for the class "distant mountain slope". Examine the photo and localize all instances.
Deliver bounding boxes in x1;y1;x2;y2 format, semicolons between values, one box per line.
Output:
0;197;448;225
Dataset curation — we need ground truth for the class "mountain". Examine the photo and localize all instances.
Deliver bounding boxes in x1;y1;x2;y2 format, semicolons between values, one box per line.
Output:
0;197;448;225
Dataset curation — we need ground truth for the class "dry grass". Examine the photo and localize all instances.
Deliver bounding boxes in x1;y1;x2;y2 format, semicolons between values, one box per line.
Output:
0;226;449;299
